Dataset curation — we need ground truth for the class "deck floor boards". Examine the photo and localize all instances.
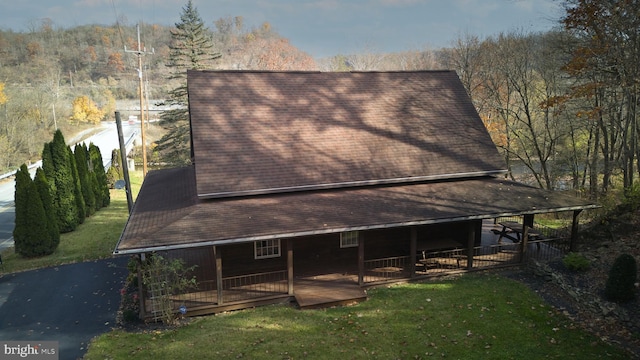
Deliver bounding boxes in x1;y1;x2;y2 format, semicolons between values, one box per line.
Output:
293;273;366;309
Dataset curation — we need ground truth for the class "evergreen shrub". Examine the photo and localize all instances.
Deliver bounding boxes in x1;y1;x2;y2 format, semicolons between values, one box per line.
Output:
562;252;590;272
604;253;637;302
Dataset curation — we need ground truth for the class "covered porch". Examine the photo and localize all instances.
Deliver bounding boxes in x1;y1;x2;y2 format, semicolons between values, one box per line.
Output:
140;213;582;319
115;167;598;319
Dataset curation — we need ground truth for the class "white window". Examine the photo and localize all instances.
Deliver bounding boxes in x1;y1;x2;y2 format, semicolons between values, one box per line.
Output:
340;231;359;248
254;239;281;259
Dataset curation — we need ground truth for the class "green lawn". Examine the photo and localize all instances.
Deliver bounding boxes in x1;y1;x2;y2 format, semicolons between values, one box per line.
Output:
0;171;142;273
85;273;629;359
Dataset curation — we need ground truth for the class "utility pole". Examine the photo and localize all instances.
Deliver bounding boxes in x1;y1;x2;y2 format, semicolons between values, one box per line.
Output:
125;24;153;177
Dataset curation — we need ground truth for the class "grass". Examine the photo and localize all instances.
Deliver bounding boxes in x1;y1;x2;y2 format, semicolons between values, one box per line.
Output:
84;273;629;359
0;171;142;273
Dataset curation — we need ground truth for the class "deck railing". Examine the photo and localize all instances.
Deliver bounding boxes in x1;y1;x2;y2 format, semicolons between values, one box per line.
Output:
146;269;289;317
364;235;571;283
146;219;575;316
222;270;289;303
363;255;411;283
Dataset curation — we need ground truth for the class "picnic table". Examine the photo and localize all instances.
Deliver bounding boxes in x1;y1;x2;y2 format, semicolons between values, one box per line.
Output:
497;221;541;244
416;238;462;258
416;238;464;269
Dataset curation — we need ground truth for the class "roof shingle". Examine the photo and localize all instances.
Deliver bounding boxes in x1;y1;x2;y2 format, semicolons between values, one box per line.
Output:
115;70;597;254
115;166;596;254
188;70;507;198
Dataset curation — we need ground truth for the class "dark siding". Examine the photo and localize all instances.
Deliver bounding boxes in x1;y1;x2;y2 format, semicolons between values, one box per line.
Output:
219;242;288;277
159;220;480;281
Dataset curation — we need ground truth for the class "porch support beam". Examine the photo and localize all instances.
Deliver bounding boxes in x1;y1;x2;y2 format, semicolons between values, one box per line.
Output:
410;227;417;277
287;239;294;295
214;245;223;305
358;232;365;286
520;214;534;262
466;222;475;270
570;209;583;252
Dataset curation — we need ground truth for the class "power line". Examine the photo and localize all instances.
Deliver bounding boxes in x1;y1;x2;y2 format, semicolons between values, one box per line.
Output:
109;0;126;49
125;24;154;177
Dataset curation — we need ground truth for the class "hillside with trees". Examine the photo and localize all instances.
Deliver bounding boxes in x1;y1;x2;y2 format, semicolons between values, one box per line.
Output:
0;7;318;174
0;0;638;202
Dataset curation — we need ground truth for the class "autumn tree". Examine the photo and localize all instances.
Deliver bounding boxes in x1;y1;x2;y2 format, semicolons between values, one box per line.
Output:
469;32;573;190
0;82;6;105
250;37;317;71
107;52;125;73
70;95;104;125
157;0;221;165
562;0;640;192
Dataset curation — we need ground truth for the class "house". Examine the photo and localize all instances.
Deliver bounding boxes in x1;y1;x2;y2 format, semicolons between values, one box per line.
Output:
114;70;597;318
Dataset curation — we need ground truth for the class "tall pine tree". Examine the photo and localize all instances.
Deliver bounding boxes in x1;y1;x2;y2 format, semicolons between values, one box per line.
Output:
156;0;221;165
75;143;96;216
41;142;57;214
48;130;79;232
68;146;86;224
89;143;110;208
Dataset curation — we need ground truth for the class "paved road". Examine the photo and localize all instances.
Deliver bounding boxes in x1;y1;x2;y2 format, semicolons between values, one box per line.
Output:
0;257;129;360
0;201;14;250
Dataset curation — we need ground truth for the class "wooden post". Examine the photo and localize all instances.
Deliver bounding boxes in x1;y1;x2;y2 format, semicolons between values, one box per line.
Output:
520;214;534;262
466;222;475;270
114;111;134;213
358;232;365;286
410;227;417;277
570;210;583;252
287;239;294;295
214;246;223;305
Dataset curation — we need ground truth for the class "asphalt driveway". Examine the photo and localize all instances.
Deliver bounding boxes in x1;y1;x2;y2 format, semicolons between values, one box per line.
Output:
0;257;129;360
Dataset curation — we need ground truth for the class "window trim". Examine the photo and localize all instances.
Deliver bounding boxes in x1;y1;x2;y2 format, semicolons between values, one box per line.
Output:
254;239;281;259
340;231;359;248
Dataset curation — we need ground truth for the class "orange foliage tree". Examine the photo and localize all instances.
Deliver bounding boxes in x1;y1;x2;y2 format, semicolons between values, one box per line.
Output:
70;96;104;125
107;52;125;73
252;38;317;71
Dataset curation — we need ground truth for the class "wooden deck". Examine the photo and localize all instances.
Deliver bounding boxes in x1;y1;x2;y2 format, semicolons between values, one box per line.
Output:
142;220;570;317
293;273;367;309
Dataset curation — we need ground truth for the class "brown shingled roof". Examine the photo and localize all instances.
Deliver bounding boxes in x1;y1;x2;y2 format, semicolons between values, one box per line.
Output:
114;166;597;254
187;70;507;198
114;71;597;254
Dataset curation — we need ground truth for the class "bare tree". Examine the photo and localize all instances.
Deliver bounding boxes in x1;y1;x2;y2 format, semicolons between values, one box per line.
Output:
562;0;640;191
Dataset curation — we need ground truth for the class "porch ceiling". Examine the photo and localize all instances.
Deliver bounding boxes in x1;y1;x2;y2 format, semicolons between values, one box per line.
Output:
114;166;598;254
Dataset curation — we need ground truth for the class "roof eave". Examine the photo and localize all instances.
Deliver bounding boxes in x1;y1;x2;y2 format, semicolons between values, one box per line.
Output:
113;203;599;255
